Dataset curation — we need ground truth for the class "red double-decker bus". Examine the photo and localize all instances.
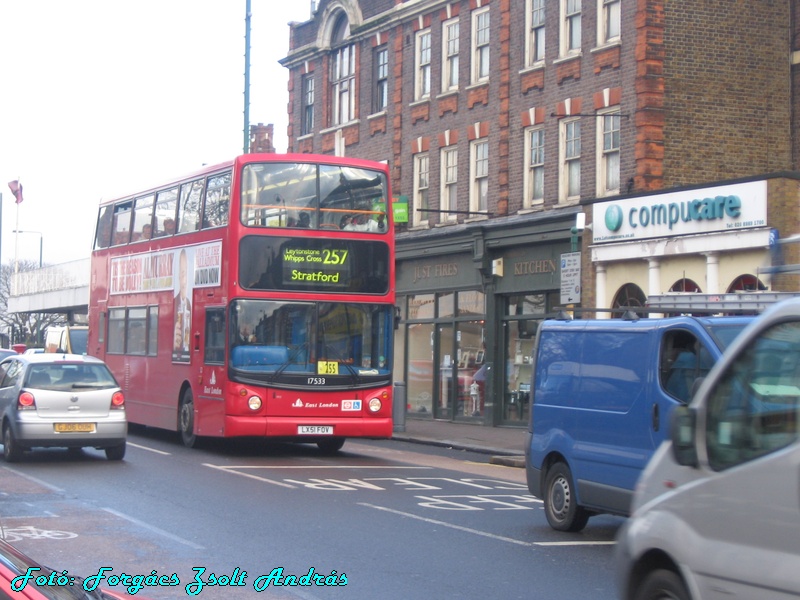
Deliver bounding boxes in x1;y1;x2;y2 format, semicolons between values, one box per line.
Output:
88;154;395;452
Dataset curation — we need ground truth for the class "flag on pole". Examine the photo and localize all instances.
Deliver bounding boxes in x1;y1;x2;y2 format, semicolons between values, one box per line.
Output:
7;180;23;204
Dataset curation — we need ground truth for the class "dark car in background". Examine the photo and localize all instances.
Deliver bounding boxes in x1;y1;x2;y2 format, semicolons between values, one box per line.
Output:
0;354;127;462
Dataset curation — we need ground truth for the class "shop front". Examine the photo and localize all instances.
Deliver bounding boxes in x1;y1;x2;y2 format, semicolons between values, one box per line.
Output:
395;212;576;427
586;177;798;310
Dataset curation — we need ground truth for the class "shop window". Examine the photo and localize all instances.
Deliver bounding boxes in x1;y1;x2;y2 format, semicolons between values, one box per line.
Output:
408;294;435;319
457;290;485;317
437;292;455;318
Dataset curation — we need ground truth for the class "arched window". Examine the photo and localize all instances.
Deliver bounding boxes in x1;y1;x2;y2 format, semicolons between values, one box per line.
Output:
669;278;702;293
330;14;355;126
727;274;767;292
612;283;647;316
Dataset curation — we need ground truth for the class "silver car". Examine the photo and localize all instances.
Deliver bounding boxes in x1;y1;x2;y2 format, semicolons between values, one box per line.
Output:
0;354;127;462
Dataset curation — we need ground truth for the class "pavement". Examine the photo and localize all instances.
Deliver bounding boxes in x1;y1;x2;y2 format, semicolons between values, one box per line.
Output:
391;418;528;468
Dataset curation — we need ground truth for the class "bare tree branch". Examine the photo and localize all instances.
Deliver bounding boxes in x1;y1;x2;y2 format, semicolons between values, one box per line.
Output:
0;262;68;348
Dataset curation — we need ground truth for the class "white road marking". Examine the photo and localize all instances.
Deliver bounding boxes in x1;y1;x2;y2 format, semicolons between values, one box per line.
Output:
102;507;205;550
126;442;171;455
203;463;298;488
218;465;431;470
358;503;615;547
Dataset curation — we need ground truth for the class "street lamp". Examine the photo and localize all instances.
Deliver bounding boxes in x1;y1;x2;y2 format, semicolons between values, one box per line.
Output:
12;230;43;268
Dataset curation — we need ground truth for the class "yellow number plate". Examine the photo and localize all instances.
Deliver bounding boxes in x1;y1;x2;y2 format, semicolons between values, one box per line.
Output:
317;361;339;375
54;423;96;433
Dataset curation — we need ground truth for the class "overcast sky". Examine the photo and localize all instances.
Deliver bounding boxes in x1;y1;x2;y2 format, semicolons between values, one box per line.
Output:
0;1;311;267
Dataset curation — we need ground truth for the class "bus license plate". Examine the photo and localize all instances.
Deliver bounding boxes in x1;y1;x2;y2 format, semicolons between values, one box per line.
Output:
298;426;333;435
54;423;96;433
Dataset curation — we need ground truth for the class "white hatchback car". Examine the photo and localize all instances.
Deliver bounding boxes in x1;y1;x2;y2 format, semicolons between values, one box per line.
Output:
0;354;127;461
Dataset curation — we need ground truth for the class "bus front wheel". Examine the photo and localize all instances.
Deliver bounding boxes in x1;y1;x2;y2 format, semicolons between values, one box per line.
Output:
317;438;345;454
179;389;197;448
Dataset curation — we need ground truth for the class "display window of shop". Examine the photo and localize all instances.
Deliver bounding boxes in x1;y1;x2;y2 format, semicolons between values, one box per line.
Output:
403;290;486;421
501;293;556;423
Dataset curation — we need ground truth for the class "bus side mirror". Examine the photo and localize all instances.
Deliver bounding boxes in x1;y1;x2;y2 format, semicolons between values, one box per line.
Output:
671;405;699;467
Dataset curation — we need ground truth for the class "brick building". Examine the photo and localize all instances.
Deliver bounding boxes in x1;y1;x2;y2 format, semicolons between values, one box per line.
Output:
280;0;800;427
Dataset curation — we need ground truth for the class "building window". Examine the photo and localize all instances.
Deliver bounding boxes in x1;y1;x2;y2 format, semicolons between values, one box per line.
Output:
597;110;620;196
301;74;315;135
560;0;581;56
373;46;388;113
442;18;460;92
328;16;355;127
331;44;355;125
470;140;489;214
415;29;431;101
526;0;545;66
599;0;621;44
441;147;458;221
413;153;429;227
560;119;581;202
472;8;490;84
524;127;545;208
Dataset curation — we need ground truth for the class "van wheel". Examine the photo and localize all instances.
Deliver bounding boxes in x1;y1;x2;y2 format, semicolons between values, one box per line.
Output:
634;569;690;600
543;462;589;532
179;389;197;448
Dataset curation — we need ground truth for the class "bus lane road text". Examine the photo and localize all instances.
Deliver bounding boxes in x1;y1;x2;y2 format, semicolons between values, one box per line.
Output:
204;464;537;512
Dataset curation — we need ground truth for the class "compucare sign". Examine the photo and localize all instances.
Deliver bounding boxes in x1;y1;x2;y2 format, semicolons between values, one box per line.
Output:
591;180;767;243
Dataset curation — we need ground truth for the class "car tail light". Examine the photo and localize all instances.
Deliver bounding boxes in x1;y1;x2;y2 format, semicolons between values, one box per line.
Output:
110;391;125;409
17;392;36;410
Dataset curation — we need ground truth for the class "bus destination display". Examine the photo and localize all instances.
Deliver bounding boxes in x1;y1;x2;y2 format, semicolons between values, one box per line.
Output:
282;245;350;287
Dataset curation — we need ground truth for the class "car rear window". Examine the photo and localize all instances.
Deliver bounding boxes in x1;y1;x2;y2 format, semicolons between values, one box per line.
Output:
25;364;117;391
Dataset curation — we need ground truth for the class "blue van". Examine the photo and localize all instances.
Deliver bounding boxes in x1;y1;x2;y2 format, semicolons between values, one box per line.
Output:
524;313;754;531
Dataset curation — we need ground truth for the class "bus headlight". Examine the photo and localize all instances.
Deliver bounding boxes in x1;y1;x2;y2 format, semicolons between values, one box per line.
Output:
248;396;263;411
368;398;382;412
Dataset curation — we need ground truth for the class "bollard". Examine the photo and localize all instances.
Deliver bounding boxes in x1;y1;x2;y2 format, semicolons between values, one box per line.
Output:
392;381;406;433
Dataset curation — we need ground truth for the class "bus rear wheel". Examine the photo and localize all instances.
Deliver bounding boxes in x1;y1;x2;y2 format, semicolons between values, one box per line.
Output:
179;389;197;448
317;438;345;454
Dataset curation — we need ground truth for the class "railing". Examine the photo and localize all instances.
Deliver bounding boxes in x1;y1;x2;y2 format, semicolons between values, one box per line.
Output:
10;258;90;296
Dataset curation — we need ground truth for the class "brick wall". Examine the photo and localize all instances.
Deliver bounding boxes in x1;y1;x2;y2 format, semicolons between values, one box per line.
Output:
662;0;793;187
